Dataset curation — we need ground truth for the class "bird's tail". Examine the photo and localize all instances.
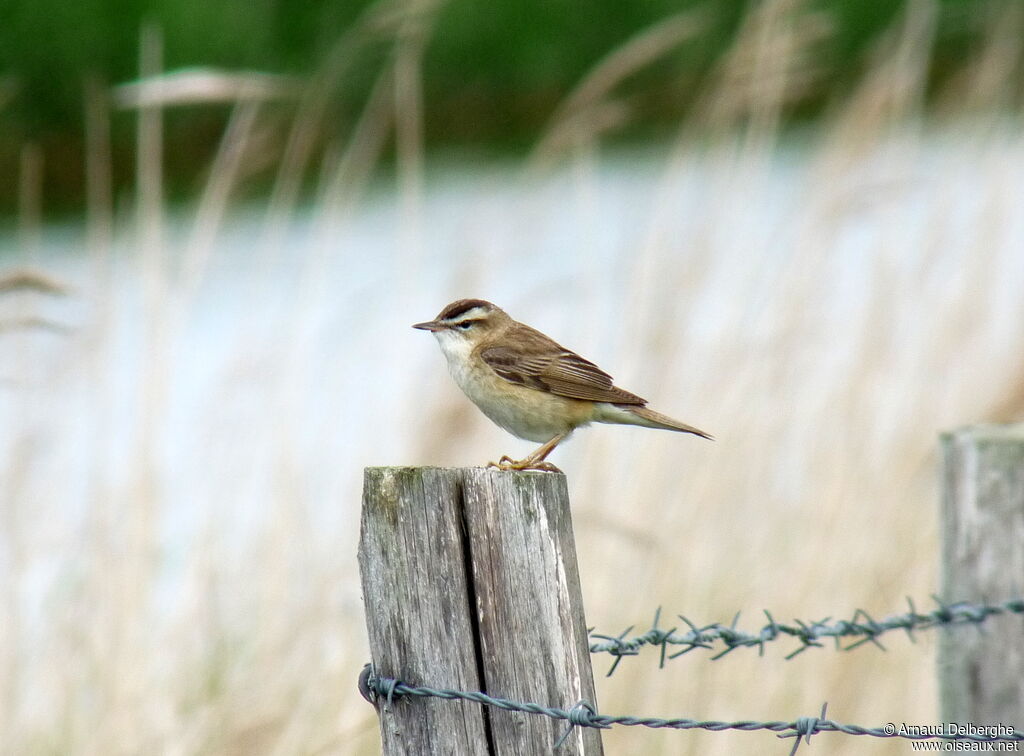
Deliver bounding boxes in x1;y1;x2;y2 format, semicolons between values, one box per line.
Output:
621;406;713;440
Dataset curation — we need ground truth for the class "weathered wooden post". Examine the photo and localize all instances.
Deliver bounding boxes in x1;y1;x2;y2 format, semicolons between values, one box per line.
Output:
359;467;603;755
940;424;1024;728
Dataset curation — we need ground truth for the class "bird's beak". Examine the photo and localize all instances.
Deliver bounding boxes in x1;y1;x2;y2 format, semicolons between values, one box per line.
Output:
412;320;446;332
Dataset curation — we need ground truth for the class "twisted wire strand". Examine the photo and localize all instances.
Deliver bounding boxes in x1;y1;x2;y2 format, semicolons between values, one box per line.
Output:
360;666;1024;754
588;597;1024;674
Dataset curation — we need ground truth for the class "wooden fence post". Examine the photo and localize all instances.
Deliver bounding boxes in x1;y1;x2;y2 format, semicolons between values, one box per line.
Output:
359;467;603;755
939;424;1024;729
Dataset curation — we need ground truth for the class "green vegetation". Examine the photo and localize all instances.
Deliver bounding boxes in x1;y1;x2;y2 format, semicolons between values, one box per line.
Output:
0;0;1013;213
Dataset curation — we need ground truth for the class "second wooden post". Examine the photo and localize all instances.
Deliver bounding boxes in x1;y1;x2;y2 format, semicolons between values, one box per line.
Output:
940;424;1024;729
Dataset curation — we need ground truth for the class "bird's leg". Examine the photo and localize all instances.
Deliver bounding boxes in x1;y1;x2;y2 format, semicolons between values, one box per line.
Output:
528;433;568;463
487;433;568;473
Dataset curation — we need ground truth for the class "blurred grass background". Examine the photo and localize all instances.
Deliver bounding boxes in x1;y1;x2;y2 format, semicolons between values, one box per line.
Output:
2;0;1024;754
0;0;1016;214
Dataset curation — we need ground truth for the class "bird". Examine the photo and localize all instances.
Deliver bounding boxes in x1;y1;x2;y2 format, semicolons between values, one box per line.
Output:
413;298;712;472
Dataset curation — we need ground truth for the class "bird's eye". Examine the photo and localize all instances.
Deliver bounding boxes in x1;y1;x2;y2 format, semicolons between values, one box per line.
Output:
456;320;473;330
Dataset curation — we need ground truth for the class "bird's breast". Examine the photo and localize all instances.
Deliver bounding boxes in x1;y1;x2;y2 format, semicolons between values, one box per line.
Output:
440;346;592;442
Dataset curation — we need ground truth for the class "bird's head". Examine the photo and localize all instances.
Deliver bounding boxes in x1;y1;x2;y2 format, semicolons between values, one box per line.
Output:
413;299;511;351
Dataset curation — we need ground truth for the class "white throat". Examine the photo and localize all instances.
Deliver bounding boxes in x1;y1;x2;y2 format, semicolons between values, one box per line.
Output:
432;330;476;387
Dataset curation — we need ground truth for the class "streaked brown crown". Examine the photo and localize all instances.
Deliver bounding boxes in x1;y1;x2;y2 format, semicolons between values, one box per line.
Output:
435;298;499;322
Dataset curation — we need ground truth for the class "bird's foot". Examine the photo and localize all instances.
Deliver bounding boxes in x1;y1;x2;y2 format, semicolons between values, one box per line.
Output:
487;456;563;474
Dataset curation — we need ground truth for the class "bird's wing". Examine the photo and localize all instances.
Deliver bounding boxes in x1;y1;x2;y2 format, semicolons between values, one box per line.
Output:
479;328;646;405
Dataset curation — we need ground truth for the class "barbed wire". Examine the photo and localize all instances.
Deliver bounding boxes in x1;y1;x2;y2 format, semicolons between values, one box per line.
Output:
359;665;1024;754
588;597;1024;675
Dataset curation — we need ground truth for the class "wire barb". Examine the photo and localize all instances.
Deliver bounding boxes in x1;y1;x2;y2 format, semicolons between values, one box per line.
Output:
554;700;610;749
779;703;828;756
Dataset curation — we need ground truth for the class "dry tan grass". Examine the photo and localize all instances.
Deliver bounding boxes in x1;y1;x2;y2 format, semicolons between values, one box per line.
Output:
2;2;1024;755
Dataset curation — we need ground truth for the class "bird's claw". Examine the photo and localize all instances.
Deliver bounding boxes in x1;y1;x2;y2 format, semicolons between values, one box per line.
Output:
486;457;563;474
526;460;562;473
